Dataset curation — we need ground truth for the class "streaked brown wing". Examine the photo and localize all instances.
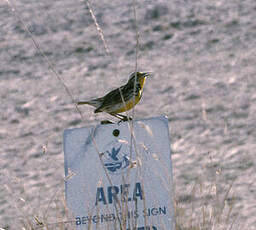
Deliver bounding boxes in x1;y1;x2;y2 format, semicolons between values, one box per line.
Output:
95;81;140;113
94;87;124;112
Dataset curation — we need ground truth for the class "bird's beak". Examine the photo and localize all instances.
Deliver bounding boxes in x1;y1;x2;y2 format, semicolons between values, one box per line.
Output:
143;72;152;78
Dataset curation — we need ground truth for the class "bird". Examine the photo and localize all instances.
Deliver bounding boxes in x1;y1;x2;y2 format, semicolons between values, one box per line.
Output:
77;71;150;122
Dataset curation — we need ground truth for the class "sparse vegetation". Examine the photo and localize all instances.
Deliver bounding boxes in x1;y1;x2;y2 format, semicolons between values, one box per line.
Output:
1;0;254;229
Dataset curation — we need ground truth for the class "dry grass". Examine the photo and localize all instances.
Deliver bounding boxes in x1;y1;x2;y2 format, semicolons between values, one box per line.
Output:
2;1;240;230
174;178;237;230
2;164;238;230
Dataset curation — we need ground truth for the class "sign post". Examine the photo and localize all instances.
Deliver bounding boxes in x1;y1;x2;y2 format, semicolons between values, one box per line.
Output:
63;116;174;230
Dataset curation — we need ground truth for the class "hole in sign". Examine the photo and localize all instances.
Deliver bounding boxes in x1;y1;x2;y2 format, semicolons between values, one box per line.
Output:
113;129;120;137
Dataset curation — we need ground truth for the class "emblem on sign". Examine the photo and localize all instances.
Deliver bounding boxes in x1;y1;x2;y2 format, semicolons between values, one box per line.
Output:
102;141;131;174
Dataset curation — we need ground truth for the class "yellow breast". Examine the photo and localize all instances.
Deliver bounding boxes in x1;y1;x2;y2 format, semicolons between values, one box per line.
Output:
114;94;141;113
139;77;146;88
110;76;146;114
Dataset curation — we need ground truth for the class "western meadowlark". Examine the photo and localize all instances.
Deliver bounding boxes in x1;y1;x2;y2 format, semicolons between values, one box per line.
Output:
77;72;150;122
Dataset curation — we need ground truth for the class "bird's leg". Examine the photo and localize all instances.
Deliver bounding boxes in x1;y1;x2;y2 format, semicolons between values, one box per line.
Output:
101;120;114;125
106;113;125;124
108;113;132;123
108;113;126;123
115;113;126;119
115;113;133;122
117;113;133;121
109;113;124;120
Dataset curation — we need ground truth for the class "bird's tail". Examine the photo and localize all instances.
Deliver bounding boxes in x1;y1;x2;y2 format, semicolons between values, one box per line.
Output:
77;99;101;108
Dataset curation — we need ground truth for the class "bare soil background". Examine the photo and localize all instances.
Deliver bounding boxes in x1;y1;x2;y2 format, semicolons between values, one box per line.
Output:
0;0;255;229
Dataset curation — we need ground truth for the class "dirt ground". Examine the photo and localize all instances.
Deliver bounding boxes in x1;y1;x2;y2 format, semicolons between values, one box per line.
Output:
0;0;255;229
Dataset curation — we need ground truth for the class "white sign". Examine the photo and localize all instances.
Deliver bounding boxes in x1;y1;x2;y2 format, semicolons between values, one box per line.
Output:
63;116;174;230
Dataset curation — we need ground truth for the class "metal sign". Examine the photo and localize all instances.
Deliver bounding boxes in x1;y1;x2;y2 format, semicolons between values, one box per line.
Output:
63;116;174;230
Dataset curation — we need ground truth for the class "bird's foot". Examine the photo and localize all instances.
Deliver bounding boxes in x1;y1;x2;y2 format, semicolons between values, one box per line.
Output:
101;120;114;125
118;116;133;124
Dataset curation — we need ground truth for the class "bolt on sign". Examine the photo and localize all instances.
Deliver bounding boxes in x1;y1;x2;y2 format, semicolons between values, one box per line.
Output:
63;116;174;230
